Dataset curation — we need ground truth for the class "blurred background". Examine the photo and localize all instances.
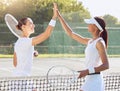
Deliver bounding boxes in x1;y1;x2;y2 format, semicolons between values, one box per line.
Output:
0;0;120;57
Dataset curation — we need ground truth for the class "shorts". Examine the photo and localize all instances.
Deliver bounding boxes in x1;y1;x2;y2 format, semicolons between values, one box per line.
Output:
79;74;104;91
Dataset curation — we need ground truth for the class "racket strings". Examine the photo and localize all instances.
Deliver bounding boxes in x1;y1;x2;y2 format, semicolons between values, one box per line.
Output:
5;14;22;38
46;65;79;90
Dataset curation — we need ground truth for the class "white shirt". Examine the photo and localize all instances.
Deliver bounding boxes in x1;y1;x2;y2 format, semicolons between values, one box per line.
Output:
81;37;106;91
13;37;34;76
85;37;105;69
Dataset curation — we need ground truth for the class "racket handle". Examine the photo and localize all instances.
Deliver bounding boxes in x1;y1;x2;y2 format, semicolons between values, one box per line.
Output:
77;71;81;73
74;72;80;80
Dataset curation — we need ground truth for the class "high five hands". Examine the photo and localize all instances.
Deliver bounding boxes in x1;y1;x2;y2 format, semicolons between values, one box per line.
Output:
52;3;58;20
53;3;61;19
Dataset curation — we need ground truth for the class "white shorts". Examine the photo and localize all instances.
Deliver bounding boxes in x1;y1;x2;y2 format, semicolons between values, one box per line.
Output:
79;74;105;91
12;70;30;77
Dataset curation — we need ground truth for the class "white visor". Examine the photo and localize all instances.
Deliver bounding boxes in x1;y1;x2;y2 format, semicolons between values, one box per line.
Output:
84;18;103;31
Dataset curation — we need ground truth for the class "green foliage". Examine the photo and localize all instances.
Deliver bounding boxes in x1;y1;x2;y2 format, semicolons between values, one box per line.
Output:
0;0;120;55
103;14;120;27
0;0;120;26
0;0;90;24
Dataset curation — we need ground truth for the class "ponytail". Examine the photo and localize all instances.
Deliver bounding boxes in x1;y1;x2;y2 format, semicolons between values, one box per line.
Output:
100;29;108;48
16;17;28;31
16;24;22;30
94;17;108;48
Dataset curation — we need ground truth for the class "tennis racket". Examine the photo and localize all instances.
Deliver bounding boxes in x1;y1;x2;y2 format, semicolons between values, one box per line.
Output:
5;14;22;38
46;65;80;89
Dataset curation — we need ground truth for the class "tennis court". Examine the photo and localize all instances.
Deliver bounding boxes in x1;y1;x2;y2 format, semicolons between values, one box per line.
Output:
0;57;120;77
0;57;120;91
1;17;120;91
0;0;120;90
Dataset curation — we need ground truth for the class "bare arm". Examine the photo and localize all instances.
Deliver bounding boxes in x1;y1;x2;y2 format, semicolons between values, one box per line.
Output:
94;41;109;72
13;52;17;67
78;41;109;78
32;20;55;45
32;3;57;45
57;10;89;45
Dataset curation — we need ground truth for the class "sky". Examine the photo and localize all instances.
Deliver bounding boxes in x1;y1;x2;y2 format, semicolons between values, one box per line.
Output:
78;0;120;21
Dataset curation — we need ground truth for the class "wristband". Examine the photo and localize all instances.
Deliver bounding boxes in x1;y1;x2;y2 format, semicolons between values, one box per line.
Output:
49;19;56;27
88;67;95;74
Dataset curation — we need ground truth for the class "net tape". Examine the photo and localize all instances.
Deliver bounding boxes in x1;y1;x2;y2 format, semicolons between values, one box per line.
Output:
0;73;120;91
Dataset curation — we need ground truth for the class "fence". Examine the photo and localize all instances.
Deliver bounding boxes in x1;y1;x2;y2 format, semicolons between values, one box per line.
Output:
0;24;120;55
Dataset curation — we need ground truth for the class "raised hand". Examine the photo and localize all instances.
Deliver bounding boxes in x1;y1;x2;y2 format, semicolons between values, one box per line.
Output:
52;3;58;19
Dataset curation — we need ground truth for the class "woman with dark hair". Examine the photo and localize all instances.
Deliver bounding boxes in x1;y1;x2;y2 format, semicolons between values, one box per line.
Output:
13;3;57;77
56;7;109;91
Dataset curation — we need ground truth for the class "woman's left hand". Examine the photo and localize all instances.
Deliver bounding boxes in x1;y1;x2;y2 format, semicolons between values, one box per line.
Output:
34;50;39;57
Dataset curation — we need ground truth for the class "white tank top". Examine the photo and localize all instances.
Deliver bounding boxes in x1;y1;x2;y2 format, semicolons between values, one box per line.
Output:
85;37;105;69
13;38;34;76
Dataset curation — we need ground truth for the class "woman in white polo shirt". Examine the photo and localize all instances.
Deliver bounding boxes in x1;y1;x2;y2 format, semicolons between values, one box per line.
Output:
13;3;57;77
57;8;109;91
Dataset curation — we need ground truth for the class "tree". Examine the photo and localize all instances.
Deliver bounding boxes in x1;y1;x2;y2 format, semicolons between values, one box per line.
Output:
0;0;90;23
55;0;91;23
103;14;120;27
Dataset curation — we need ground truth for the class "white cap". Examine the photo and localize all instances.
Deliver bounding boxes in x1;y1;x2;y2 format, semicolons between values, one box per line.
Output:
84;18;103;31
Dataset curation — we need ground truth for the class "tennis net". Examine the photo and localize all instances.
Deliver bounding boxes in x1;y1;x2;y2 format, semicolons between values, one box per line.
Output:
0;73;120;91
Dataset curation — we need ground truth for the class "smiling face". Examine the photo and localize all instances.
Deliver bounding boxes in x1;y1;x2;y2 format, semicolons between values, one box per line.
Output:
17;17;35;37
22;18;35;35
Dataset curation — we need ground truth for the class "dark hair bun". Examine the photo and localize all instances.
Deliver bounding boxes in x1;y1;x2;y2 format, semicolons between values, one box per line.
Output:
16;25;21;30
